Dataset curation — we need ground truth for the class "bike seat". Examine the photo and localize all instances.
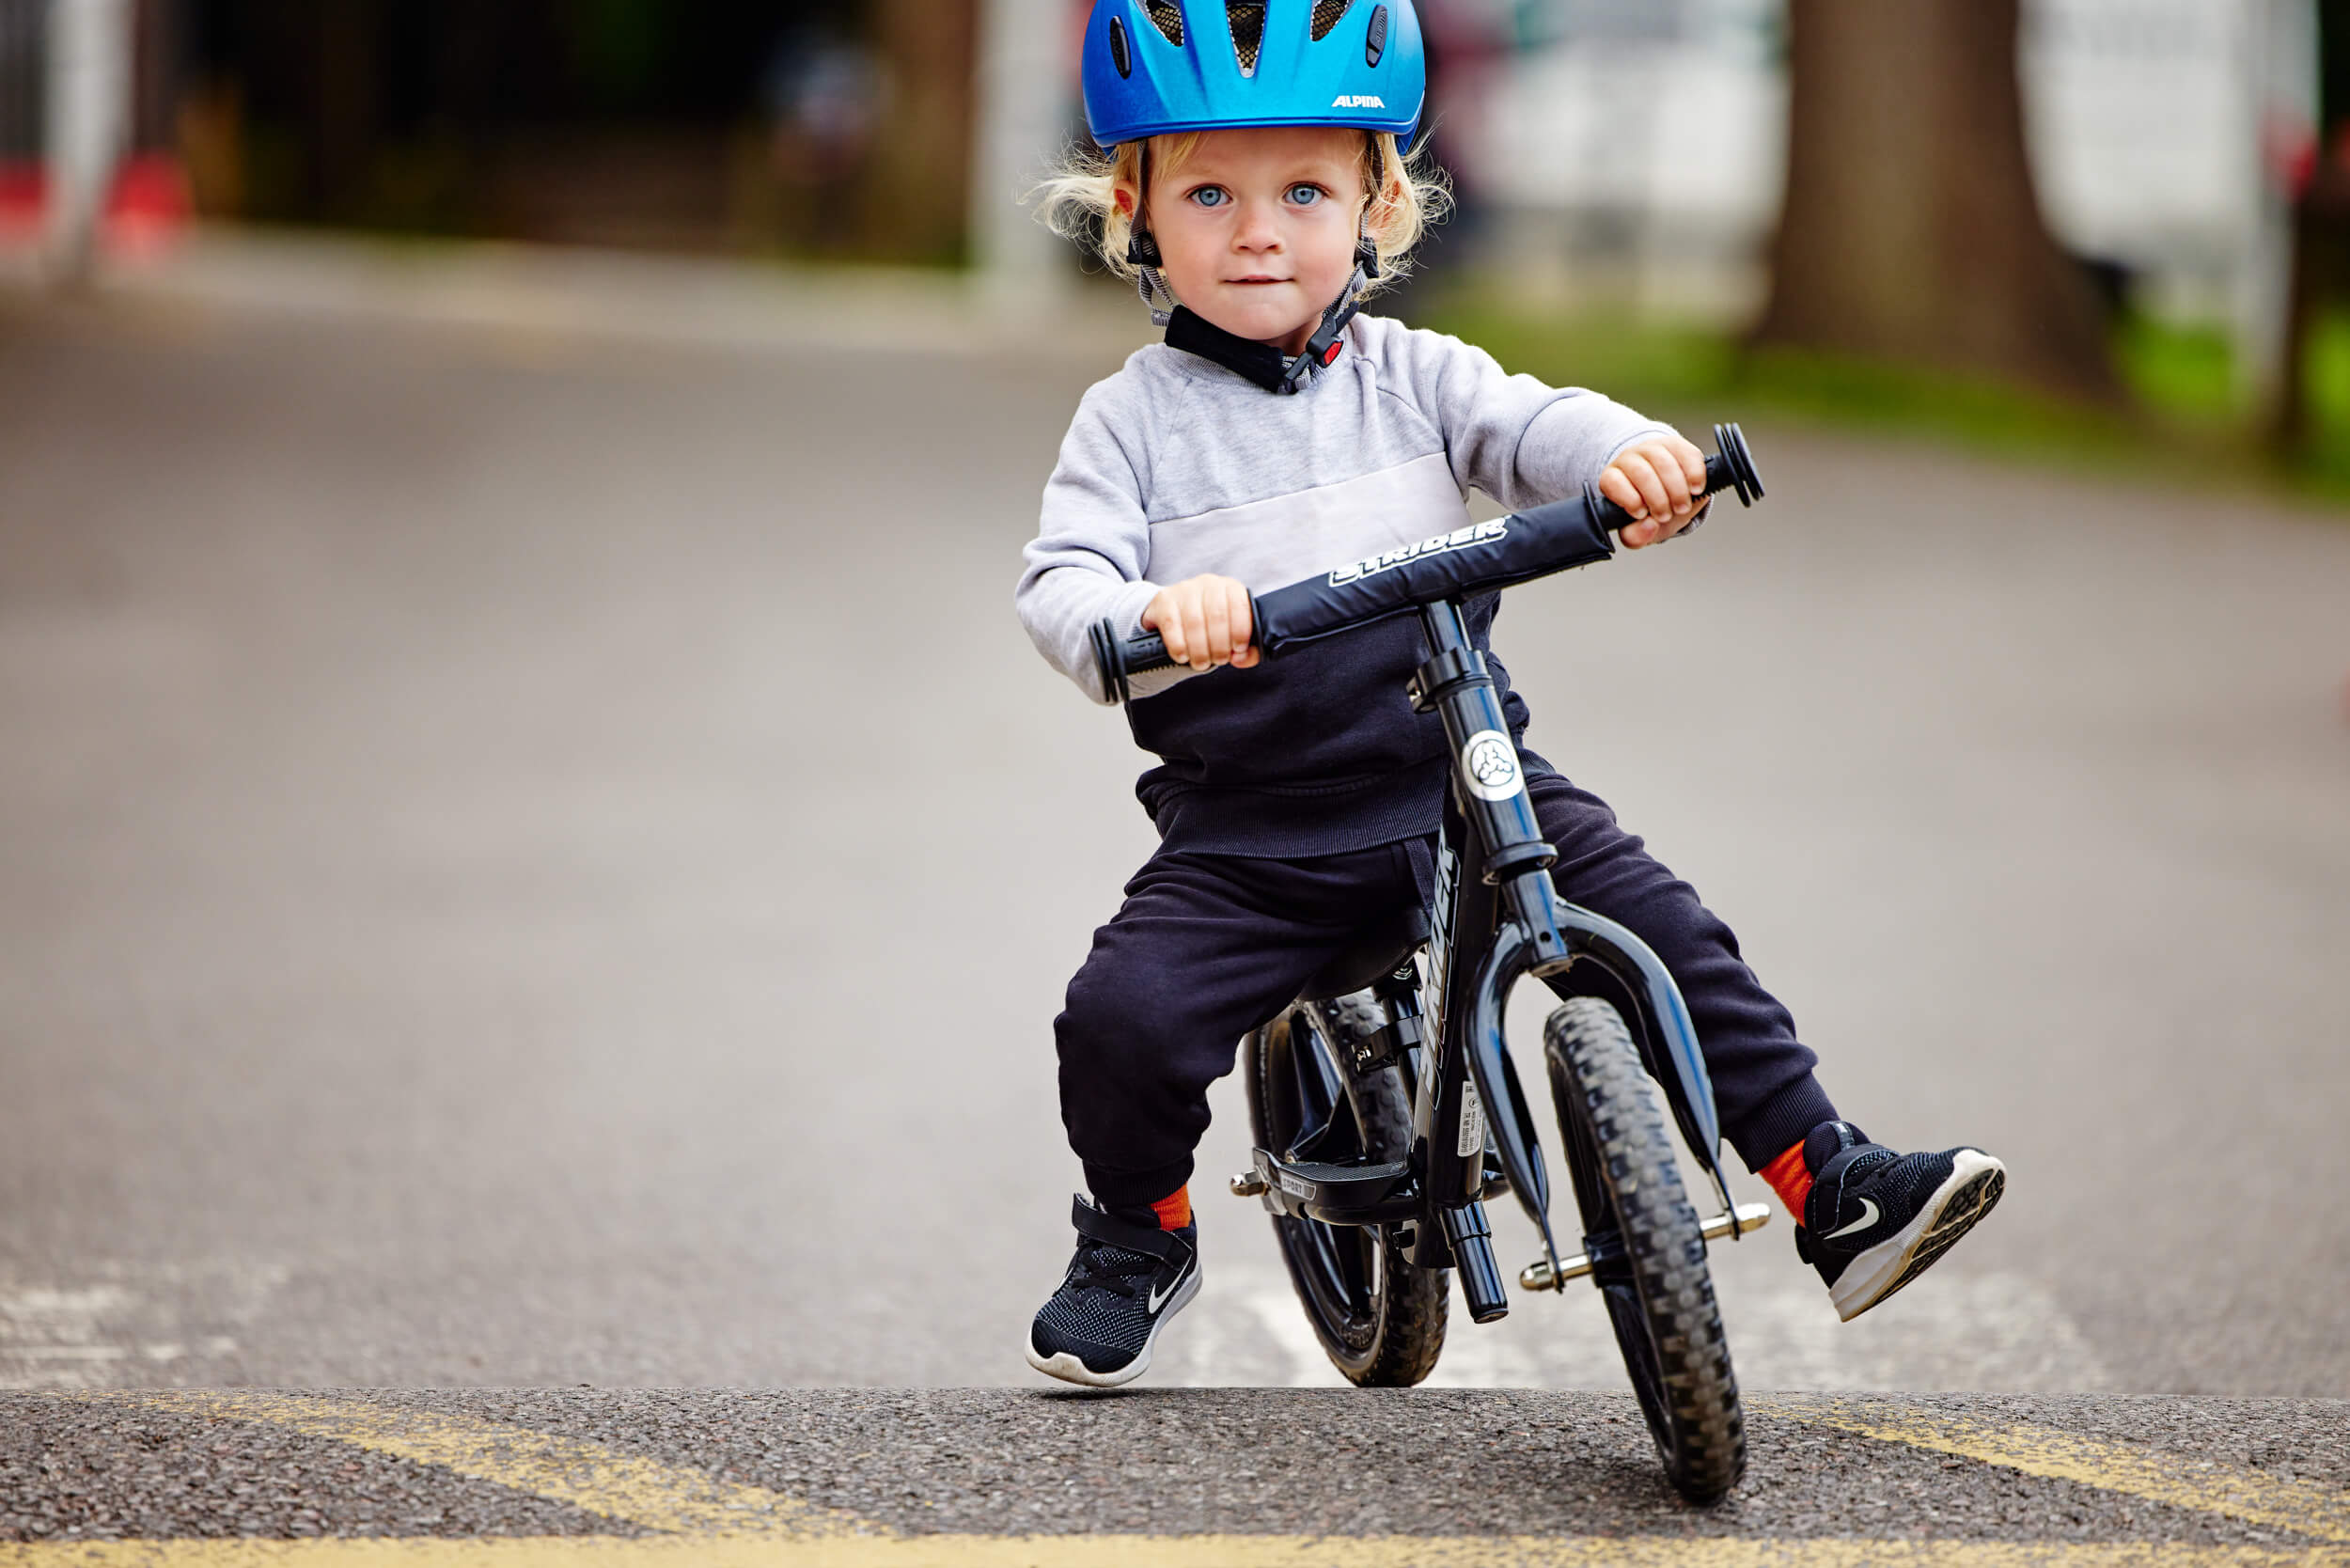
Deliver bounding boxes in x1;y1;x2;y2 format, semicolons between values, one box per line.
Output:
1296;905;1431;1001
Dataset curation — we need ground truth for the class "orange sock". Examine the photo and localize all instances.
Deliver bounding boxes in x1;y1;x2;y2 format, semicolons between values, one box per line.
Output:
1760;1140;1812;1218
1149;1185;1193;1231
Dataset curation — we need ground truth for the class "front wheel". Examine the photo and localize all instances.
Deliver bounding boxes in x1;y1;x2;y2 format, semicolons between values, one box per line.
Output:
1544;996;1745;1501
1245;996;1447;1387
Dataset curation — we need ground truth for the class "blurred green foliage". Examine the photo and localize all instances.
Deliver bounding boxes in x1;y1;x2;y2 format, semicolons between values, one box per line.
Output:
2305;312;2350;489
1418;294;2350;507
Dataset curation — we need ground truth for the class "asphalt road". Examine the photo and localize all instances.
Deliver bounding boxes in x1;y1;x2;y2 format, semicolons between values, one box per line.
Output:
0;247;2346;1551
3;1388;2347;1559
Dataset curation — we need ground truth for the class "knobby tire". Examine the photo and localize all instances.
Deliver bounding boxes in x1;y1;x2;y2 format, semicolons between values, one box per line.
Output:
1544;996;1746;1502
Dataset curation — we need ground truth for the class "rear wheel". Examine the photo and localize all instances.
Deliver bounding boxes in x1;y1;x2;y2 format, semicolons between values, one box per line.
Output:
1544;996;1745;1501
1245;996;1447;1387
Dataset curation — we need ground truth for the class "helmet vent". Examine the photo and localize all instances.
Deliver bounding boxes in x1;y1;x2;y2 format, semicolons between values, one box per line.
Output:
1142;0;1184;47
1227;1;1266;76
1309;0;1354;40
1366;4;1388;66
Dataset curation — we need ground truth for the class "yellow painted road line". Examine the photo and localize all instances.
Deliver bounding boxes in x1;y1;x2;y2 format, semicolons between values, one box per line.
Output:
0;1540;2342;1568
71;1393;870;1540
1767;1400;2350;1546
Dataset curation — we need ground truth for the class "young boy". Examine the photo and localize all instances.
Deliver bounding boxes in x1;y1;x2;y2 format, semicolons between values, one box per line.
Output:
1017;0;2005;1388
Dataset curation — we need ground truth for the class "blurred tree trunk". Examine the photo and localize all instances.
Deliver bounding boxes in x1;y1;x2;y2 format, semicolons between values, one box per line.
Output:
309;0;379;219
2267;170;2342;451
2269;0;2346;452
1753;0;2120;401
868;0;978;262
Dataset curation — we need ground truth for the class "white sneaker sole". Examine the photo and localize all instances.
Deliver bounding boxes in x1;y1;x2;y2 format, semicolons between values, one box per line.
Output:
1024;1263;1202;1389
1829;1149;2006;1323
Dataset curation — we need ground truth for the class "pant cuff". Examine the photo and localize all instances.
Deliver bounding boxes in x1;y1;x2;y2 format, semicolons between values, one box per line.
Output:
1724;1073;1839;1173
1083;1154;1196;1212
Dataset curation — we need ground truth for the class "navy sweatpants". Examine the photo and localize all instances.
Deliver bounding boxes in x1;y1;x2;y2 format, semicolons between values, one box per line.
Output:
1056;774;1839;1208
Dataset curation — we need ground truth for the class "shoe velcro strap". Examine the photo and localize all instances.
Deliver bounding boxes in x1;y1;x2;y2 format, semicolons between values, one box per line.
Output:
1070;1195;1190;1267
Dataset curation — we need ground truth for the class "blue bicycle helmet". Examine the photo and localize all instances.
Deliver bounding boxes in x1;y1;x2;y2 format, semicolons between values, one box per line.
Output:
1083;0;1426;152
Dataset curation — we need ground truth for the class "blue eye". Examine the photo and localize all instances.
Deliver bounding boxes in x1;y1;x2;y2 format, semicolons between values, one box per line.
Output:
1287;184;1324;207
1190;186;1229;209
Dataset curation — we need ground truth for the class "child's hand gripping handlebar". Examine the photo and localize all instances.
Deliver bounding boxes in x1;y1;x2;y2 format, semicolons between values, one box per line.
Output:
1089;423;1763;704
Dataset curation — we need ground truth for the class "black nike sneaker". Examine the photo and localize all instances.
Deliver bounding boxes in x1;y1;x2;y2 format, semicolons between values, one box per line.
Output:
1026;1195;1201;1388
1795;1121;2006;1322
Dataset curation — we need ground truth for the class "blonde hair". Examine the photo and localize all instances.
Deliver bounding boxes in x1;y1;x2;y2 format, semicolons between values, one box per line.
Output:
1032;130;1448;297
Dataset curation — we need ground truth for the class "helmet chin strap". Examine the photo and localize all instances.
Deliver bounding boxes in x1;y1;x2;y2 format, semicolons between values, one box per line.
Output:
1124;143;1176;327
1131;135;1388;392
1135;221;1385;391
1275;233;1377;394
1126;225;1176;328
1137;223;1379;392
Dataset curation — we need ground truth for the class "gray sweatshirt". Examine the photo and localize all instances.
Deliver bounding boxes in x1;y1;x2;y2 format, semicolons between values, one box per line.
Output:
1016;312;1672;856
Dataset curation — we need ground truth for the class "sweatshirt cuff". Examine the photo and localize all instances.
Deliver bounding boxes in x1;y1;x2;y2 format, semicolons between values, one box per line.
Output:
1601;422;1683;467
1514;397;1676;505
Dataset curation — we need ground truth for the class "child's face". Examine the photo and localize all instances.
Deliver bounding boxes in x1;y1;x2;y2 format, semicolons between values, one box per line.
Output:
1128;128;1368;354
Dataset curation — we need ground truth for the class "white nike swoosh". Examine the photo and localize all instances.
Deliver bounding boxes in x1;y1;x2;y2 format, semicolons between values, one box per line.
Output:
1825;1197;1881;1242
1148;1262;1190;1313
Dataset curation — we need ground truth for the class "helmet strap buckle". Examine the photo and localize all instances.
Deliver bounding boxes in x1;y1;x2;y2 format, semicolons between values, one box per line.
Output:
1278;250;1374;394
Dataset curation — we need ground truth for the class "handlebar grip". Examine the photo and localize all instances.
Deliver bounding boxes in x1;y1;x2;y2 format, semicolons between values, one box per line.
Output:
1590;421;1765;533
1089;618;1182;705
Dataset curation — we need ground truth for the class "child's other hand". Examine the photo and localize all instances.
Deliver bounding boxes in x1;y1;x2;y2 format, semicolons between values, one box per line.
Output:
1143;574;1259;672
1600;433;1711;549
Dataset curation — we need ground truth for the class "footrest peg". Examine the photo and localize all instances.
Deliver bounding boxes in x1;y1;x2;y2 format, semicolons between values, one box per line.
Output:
1519;1202;1773;1292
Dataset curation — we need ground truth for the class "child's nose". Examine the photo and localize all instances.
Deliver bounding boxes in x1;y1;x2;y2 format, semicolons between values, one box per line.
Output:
1233;201;1283;250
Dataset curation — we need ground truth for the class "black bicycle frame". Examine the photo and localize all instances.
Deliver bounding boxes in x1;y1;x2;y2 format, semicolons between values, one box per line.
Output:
1398;595;1742;1321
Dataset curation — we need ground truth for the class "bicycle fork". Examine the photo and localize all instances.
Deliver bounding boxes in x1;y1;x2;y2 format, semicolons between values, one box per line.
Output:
1402;598;1579;1324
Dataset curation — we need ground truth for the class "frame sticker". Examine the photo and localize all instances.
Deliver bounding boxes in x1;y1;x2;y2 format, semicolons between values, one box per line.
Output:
1461;729;1524;802
1457;1075;1487;1157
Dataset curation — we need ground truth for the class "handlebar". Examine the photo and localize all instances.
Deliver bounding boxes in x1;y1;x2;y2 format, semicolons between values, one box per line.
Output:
1090;422;1763;704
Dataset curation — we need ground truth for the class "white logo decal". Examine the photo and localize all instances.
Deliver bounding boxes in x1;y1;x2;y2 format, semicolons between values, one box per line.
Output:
1456;1076;1487;1157
1328;518;1506;588
1461;729;1523;803
1148;1262;1190;1311
1825;1197;1881;1241
1332;94;1387;109
1277;1169;1314;1200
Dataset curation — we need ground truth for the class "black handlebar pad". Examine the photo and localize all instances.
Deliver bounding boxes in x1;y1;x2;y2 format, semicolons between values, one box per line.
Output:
1095;423;1762;702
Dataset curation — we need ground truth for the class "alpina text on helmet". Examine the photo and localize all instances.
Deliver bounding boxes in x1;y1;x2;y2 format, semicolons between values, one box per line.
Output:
1331;95;1387;109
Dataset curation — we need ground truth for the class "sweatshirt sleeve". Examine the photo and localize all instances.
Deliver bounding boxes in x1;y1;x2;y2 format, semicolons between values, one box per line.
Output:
1369;319;1677;511
1015;382;1165;705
